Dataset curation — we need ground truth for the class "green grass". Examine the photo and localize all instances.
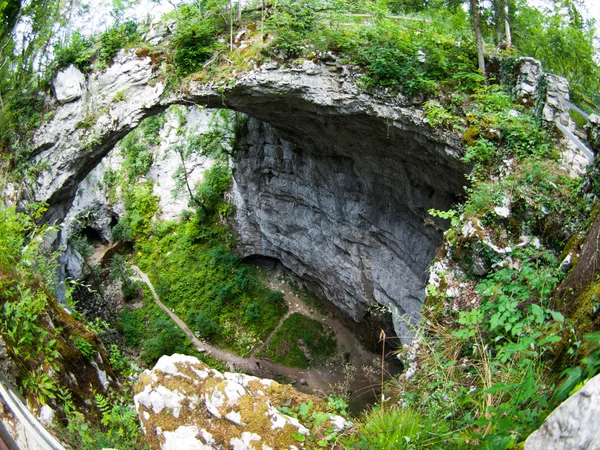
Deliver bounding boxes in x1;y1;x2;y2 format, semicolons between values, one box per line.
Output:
133;216;288;357
267;313;336;368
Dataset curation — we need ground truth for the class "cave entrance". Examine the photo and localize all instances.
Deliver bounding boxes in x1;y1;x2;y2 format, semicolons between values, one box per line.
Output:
81;226;105;246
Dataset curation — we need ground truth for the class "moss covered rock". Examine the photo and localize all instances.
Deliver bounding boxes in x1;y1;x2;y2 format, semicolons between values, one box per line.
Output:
134;354;349;449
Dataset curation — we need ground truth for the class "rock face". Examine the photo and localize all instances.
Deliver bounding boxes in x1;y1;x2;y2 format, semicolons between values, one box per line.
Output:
55;105;217;301
52;64;86;104
514;57;543;106
134;354;350;450
32;49;165;225
234;118;458;341
525;373;600;450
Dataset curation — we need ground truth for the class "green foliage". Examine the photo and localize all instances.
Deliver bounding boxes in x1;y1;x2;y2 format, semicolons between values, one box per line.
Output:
53;32;95;70
134;215;288;355
118;308;145;348
69;233;94;259
0;205;64;405
120;128;154;183
53;20;140;71
512;3;600;101
554;332;600;403
170;4;220;76
350;407;427;449
108;344;134;375
189;311;219;338
141;319;189;365
267;313;336;368
245;302;261;321
265;0;320;58
95;392;141;446
71;336;95;361
56;387;147;450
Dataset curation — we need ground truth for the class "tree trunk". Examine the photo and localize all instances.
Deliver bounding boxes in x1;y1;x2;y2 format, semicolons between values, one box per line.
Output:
471;0;486;78
504;0;512;48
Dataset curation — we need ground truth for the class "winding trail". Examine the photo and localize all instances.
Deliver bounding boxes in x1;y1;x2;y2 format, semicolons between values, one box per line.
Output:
130;265;386;408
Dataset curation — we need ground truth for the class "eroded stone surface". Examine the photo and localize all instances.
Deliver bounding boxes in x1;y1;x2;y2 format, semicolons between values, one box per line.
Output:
134;354;348;450
525;373;600;450
233;119;459;342
53;65;86;104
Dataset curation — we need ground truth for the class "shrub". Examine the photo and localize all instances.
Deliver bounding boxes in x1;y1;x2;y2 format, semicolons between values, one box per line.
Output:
111;218;134;242
171;5;218;76
118;308;144;348
245;302;260;321
98;20;139;63
141;319;188;365
54;32;95;70
190;312;219;338
71;336;95;361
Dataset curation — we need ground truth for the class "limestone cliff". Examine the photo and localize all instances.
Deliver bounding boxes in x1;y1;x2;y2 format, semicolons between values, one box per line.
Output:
28;48;468;342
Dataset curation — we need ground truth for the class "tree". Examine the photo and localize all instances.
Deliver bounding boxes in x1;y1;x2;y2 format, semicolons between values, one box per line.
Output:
170;109;240;210
512;0;600;100
470;0;486;78
492;0;512;48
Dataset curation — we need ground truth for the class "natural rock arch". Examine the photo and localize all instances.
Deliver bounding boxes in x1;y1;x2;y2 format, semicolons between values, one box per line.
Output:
29;50;468;342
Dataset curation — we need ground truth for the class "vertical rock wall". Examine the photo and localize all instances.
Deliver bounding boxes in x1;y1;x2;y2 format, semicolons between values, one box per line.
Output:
233;119;464;343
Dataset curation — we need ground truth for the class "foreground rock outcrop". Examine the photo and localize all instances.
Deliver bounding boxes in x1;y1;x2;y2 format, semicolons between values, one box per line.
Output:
134;354;350;450
525;373;600;450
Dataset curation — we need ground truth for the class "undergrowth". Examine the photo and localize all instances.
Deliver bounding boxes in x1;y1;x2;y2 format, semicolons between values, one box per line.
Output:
266;312;337;368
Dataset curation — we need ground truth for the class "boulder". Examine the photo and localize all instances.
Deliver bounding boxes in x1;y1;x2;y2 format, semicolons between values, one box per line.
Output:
52;65;86;104
525;373;600;450
134;354;350;450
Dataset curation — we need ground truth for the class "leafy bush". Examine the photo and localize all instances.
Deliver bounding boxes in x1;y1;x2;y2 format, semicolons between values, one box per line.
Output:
98;20;139;63
190;311;219;338
265;0;319;58
171;5;219;76
53;32;95;70
245;302;261;321
141;319;189;365
118;308;144;348
111;218;134;242
71;336;95;361
53;20;140;72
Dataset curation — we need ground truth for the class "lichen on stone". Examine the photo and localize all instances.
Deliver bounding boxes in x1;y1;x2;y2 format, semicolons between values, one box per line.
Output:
134;354;336;449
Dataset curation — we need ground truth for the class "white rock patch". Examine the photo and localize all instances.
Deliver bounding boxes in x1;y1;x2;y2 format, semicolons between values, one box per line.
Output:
163;425;212;450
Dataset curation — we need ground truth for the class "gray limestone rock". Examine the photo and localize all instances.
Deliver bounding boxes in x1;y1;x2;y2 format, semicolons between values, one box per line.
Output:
542;73;571;127
53;65;86;104
525;373;600;450
514;57;542;106
586;114;600;153
233;119;460;343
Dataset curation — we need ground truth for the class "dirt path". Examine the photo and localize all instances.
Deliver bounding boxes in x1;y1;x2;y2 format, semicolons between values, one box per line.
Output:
130;264;388;411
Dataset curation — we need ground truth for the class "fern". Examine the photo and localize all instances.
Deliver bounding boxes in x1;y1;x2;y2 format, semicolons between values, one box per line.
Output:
95;393;140;440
